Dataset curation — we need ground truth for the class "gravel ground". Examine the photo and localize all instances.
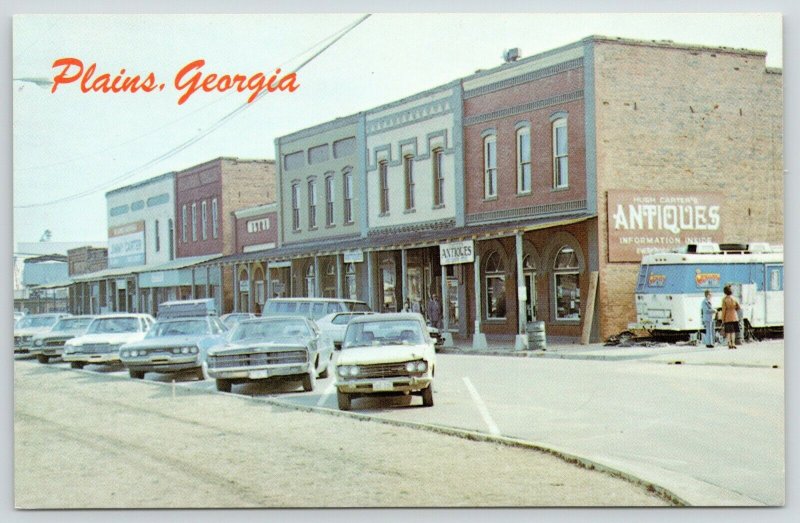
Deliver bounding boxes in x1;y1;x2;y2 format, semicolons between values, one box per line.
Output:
14;360;669;508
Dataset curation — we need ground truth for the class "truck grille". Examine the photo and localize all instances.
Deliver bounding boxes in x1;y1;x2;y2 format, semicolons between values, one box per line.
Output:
356;362;412;379
209;350;307;369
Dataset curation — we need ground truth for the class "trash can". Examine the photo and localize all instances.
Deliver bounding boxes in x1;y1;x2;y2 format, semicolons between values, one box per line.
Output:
527;321;546;351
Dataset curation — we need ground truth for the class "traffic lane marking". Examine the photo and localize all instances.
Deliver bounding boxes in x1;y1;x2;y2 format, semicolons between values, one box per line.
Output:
462;376;501;436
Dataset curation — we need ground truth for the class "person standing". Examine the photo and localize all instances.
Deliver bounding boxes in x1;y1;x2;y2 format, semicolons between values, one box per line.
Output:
701;289;716;348
721;285;741;349
427;294;442;330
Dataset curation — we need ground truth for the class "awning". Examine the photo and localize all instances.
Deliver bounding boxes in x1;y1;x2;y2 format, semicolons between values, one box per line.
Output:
71;254;221;284
201;212;595;266
136;255;222;288
30;279;74;290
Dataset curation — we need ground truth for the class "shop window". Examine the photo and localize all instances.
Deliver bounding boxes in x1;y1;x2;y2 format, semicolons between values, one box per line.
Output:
484;251;506;319
484;135;497;198
346;263;357;300
517;127;531;193
305;263;316;297
433;148;445;207
381;257;396;312
552;118;568;189
553;246;580;321
323;262;336;297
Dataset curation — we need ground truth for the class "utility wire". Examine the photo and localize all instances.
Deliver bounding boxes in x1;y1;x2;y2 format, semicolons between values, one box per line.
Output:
14;14;371;210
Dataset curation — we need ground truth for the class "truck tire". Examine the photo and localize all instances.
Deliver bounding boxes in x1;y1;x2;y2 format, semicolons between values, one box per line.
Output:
337;390;351;411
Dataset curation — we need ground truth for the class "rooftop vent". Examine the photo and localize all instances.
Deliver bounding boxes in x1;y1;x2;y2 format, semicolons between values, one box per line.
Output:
503;48;521;63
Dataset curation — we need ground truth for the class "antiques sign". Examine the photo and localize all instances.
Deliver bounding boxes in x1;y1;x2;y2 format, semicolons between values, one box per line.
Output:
439;240;475;265
607;190;724;262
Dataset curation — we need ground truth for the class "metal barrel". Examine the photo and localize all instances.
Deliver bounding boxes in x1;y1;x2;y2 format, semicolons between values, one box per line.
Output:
527;321;546;350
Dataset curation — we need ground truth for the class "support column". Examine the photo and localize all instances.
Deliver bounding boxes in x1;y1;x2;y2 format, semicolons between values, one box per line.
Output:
190;268;196;299
248;262;255;313
205;266;210;300
265;264;272;302
441;264;453;347
472;252;487;349
336;254;343;299
367;251;375;311
233;264;239;312
313;256;321;298
515;231;529;351
401;249;408;310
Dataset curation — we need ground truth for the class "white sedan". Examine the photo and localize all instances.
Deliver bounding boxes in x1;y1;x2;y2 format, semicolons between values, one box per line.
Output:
315;311;373;350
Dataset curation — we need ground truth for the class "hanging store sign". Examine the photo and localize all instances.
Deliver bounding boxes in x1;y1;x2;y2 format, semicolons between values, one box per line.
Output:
268;260;292;269
439;240;475;265
108;221;146;268
607;191;724;262
343;250;364;263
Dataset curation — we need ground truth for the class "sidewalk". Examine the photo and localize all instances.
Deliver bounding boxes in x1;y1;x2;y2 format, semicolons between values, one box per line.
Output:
439;337;785;368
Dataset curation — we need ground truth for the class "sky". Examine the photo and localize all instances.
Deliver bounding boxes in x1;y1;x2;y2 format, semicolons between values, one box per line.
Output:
10;10;784;248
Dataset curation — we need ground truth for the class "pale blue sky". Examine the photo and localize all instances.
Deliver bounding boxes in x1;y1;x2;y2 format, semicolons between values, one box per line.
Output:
12;12;783;246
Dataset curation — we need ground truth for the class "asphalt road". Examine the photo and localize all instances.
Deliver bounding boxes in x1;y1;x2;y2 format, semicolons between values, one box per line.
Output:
22;341;784;506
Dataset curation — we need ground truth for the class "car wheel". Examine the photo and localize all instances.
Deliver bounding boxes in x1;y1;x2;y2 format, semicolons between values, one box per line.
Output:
216;379;232;393
129;370;145;379
70;362;84;369
36;355;49;364
301;372;315;392
318;365;329;379
196;362;209;381
422;384;434;407
337;390;351;411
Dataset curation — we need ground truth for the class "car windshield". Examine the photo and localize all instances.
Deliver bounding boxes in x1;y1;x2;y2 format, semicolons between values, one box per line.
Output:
16;316;60;329
147;319;210;338
331;313;365;325
343;320;424;348
87;317;141;334
53;318;93;331
230;319;310;342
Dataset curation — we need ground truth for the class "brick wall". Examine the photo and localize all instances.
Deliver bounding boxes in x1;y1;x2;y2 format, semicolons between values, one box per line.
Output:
592;39;783;338
220;159;276;256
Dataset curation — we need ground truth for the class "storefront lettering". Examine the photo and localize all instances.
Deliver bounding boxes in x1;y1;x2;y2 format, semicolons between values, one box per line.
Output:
439;240;475;265
246;218;270;233
612;204;721;234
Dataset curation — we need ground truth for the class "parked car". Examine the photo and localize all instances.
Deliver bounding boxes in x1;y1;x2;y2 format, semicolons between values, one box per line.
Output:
220;313;257;330
62;314;155;369
263;298;370;321
14;313;71;354
335;313;436;411
29;316;96;363
119;315;228;380
157;298;218;319
315;311;374;350
206;316;334;393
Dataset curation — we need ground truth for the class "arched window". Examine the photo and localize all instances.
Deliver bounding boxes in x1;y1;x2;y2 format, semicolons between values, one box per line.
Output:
553;246;580;320
322;261;336;297
345;263;358;300
484;251;506;319
305;263;316;298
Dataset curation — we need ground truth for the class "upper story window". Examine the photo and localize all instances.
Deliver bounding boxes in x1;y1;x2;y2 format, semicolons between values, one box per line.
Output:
333;137;356;158
154;219;161;252
308;144;329;165
291;183;301;231
191;202;197;242
167;219;174;260
517;127;531;194
433;148;445;207
308;179;318;229
211;198;219;239
283;151;304;171
343;171;353;224
110;204;129;217
404;155;415;210
379;161;389;215
181;204;187;242
553;118;568;189
484;135;497;198
201;200;208;240
325;174;335;227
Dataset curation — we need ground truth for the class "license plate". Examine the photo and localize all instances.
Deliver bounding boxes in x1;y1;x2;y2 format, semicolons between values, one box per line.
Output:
249;369;269;379
372;381;393;392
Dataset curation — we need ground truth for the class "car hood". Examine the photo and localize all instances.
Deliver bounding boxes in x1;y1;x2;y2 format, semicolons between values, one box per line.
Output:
338;344;429;365
122;335;207;349
32;329;85;340
68;332;145;345
209;340;308;356
14;327;52;336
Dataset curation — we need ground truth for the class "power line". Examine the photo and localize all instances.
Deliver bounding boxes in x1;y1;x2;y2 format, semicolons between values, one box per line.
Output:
14;14;371;210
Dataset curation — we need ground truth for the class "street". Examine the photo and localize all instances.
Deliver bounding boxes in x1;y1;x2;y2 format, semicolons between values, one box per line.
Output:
14;339;784;507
